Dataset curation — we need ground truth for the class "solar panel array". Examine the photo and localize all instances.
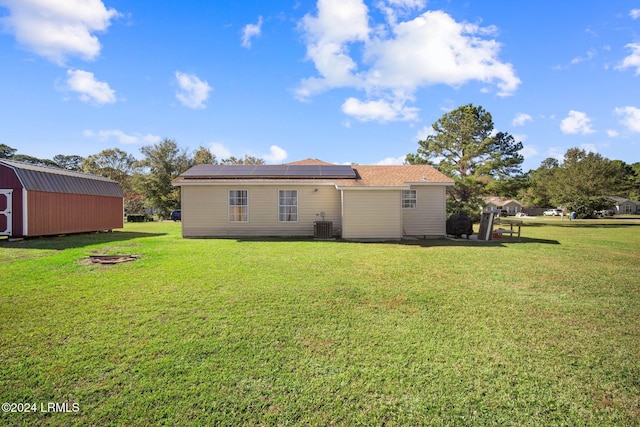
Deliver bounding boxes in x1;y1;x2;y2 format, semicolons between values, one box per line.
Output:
182;165;356;179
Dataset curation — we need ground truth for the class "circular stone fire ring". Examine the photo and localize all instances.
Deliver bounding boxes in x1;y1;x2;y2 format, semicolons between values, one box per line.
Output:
87;254;139;265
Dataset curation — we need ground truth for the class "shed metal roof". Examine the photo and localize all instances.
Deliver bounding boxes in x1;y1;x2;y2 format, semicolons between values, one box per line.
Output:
0;159;125;197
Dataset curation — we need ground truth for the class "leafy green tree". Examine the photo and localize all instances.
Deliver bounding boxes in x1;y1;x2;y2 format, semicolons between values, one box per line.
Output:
81;148;142;215
0;144;17;159
138;138;190;218
81;149;138;193
549;148;624;206
192;145;217;165
629;162;640;200
521;158;559;207
123;192;146;215
220;155;265;165
568;196;611;219
525;148;631;213
485;174;529;200
610;160;640;201
11;154;59;167
53;154;84;171
1;144;73;168
406;104;524;218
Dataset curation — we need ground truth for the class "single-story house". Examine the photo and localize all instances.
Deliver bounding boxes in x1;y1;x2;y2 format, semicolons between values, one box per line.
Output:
606;196;639;214
0;159;124;238
172;159;454;240
482;197;523;215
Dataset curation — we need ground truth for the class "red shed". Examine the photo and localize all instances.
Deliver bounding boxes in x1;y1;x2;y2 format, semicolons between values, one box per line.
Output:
0;159;124;238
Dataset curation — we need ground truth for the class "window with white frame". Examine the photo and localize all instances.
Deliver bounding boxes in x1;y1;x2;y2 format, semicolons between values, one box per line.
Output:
402;189;417;209
229;190;248;222
279;190;298;222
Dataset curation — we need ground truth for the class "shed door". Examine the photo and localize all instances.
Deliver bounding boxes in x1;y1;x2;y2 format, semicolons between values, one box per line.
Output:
0;190;12;236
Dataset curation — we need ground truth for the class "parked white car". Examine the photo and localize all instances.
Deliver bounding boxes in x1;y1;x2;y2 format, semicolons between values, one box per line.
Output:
543;209;564;216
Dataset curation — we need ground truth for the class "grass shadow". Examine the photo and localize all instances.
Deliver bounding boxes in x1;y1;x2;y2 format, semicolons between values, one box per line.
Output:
520;217;640;228
232;235;561;247
0;231;167;250
397;236;560;247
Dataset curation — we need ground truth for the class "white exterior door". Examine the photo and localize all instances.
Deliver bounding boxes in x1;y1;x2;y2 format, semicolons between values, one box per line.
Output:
0;190;12;236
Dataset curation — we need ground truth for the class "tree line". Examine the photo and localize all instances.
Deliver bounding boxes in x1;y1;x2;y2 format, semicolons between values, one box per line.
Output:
0;140;264;218
2;104;639;221
406;104;640;220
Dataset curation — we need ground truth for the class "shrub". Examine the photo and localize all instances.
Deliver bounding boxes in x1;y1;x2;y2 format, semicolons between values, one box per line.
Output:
568;196;610;219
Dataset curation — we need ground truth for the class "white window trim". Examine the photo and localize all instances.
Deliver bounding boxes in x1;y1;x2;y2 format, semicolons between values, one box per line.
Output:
228;189;248;222
278;189;298;222
402;189;417;209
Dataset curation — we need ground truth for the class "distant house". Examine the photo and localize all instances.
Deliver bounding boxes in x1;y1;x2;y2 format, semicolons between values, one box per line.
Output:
172;159;454;240
606;196;640;214
0;159;124;238
482;196;523;215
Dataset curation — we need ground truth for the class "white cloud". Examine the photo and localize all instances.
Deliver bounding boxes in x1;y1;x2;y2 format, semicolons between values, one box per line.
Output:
262;145;288;163
365;11;519;96
414;125;436;141
84;129;161;144
376;0;426;27
203;142;287;163
385;0;426;8
630;9;640;19
241;16;263;48
570;49;596;65
296;3;519;122
65;69;115;105
0;0;119;64
547;147;565;162
512;133;528;143
616;43;640;75
97;129;137;144
341;97;418;122
296;0;370;99
607;129;619;138
375;155;406;165
512;113;532;127
209;142;232;158
581;143;597;154
560;110;595;135
141;134;162;143
175;71;212;109
520;145;539;160
615;106;640;133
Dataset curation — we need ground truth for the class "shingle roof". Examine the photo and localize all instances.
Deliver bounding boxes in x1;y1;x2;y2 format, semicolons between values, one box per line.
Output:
482;196;523;206
338;165;453;187
0;159;125;197
285;158;335;166
173;161;454;187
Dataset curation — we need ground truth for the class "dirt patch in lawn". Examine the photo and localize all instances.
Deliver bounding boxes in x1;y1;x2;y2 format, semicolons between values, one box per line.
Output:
80;254;139;265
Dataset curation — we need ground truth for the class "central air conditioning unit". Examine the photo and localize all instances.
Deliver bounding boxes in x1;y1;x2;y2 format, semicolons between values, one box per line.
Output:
314;221;333;239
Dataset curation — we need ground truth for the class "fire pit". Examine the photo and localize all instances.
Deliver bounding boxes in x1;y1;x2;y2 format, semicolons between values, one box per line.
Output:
87;254;139;265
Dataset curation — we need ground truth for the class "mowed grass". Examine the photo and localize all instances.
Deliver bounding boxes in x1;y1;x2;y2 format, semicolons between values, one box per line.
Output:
0;219;639;426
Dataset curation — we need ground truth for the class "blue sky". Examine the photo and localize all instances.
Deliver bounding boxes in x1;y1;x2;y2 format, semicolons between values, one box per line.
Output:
1;0;639;172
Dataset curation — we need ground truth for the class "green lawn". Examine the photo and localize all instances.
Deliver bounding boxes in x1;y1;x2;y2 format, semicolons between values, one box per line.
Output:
1;220;639;426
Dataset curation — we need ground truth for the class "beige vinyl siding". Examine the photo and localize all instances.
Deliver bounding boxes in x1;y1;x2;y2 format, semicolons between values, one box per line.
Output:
341;190;402;239
402;185;447;237
180;184;341;237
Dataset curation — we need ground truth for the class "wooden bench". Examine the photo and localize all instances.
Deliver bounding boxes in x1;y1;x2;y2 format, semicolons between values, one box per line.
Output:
493;218;522;241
